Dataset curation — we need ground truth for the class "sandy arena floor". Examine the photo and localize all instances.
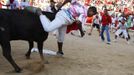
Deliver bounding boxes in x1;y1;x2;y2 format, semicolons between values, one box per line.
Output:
0;29;134;75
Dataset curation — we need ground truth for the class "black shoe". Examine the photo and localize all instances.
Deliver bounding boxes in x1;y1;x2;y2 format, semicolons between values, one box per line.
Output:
88;33;91;35
57;51;64;56
81;32;85;37
107;42;111;45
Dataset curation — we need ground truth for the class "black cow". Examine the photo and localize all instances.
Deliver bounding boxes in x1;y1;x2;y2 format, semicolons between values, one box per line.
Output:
0;9;56;72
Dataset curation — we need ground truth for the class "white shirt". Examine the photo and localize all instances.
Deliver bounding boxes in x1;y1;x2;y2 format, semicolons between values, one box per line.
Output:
46;6;53;12
118;16;126;22
68;2;87;23
93;15;100;24
112;17;117;24
20;2;30;9
117;22;127;30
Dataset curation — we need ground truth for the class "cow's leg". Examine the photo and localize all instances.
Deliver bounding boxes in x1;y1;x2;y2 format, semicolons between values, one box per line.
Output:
25;41;34;59
1;41;21;72
37;41;48;64
0;27;21;72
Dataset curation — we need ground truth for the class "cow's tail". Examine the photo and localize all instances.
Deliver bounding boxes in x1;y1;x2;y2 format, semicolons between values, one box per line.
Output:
0;16;4;31
0;12;7;32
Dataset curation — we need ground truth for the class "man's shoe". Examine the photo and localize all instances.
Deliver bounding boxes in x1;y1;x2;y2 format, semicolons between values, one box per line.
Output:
88;33;91;35
81;32;85;37
57;51;64;56
107;42;111;45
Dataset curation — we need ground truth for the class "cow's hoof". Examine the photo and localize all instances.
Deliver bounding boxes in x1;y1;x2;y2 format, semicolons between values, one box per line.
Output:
26;56;30;59
44;61;49;64
25;54;30;59
15;68;22;73
57;51;64;56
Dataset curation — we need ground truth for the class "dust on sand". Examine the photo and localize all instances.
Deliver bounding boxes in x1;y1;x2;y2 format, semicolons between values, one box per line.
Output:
0;31;134;75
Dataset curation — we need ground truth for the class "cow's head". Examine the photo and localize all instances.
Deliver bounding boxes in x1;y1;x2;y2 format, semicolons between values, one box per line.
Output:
87;6;97;17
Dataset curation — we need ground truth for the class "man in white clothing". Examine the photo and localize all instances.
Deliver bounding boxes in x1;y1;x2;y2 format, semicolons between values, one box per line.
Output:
29;0;97;55
111;15;117;33
114;19;129;44
38;0;97;55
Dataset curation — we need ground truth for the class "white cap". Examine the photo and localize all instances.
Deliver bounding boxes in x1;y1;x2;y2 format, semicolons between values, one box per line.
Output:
71;0;77;3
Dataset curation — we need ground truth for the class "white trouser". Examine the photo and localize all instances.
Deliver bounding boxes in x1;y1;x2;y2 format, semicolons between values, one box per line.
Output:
39;10;74;42
52;30;58;35
56;26;67;42
115;29;128;39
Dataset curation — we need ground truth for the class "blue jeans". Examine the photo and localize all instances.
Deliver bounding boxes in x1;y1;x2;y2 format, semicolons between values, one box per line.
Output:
100;26;111;42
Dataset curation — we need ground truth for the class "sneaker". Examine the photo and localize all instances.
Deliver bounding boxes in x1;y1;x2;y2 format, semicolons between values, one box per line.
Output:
81;32;85;37
88;33;91;35
57;51;64;56
107;42;111;45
